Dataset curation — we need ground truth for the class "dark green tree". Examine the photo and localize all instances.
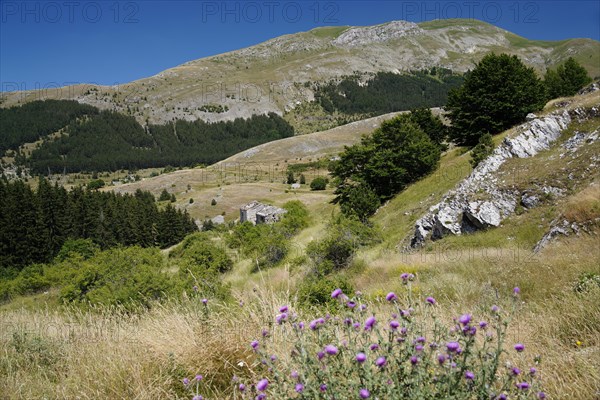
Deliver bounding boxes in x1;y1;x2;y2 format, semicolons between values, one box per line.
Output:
545;57;592;99
286;171;296;184
158;189;171;201
447;53;547;146
310;176;328;191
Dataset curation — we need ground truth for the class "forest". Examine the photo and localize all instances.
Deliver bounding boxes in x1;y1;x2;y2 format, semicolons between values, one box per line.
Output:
0;178;197;271
0;100;294;173
314;68;464;116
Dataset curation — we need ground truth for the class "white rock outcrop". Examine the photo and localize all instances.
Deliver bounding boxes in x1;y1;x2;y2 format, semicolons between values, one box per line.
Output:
411;110;572;247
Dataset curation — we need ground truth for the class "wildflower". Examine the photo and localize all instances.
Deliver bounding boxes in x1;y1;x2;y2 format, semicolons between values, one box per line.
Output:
516;381;530;390
251;340;259;350
537;392;546;399
369;343;379;351
275;313;288;324
195;375;203;381
202;298;208;305
458;314;472;326
291;370;299;379
192;396;203;400
401;272;415;283
331;288;343;299
309;318;325;330
390;320;400;330
279;305;288;313
437;354;446;365
317;351;325;360
410;356;419;365
192;285;198;292
298;322;305;330
513;287;521;295
415;344;424;352
365;316;376;330
491;305;499;313
576;340;582;346
479;321;488;329
262;329;269;337
347;301;356;309
320;384;327;392
426;296;436;305
356;352;367;363
270;355;277;362
325;345;339;355
429;342;438;349
415;336;426;343
497;394;507;400
514;343;525;352
353;322;361;330
238;383;246;392
511;367;521;376
401;309;411;318
295;383;304;393
386;292;397;301
447;342;460;353
465;371;475;380
360;304;367;311
359;388;370;398
529;367;537;376
376;356;386;367
467;326;477;336
182;378;190;386
400;327;408;335
256;395;266;400
256;378;269;392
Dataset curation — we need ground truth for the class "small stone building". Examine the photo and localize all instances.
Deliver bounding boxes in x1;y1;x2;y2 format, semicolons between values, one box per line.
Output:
240;201;287;225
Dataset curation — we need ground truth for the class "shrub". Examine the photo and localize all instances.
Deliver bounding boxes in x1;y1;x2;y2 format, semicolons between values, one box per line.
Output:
300;174;306;184
470;133;495;168
296;275;354;307
280;200;310;236
545;57;592;99
211;198;217;206
158;189;171;201
232;286;545;400
310;176;328;191
55;238;99;262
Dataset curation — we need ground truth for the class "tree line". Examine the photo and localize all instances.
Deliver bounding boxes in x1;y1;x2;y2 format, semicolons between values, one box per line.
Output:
314;68;464;116
0;178;197;271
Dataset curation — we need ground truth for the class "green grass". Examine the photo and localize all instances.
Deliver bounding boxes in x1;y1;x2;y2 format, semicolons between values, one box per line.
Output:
309;26;349;39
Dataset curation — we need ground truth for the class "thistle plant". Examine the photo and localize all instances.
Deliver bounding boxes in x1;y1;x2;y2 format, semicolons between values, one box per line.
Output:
235;283;545;399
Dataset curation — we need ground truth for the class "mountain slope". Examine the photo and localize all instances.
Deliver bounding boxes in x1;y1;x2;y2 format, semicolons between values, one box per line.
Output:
2;19;598;128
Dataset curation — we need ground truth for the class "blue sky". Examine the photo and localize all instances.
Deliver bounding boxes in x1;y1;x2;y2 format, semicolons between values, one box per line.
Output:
1;1;599;90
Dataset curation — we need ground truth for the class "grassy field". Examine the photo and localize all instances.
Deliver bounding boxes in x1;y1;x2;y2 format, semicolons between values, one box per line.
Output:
1;93;599;399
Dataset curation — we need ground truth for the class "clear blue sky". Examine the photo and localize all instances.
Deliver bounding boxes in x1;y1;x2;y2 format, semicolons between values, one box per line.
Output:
1;1;599;91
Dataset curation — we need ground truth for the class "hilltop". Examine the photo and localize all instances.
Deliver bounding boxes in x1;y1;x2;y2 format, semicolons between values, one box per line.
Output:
2;19;598;130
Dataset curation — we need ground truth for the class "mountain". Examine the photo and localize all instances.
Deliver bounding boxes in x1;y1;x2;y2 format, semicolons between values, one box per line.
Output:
2;19;599;130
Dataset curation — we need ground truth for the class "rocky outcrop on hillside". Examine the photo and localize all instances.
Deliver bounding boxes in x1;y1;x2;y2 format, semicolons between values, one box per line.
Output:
332;21;423;47
411;110;573;247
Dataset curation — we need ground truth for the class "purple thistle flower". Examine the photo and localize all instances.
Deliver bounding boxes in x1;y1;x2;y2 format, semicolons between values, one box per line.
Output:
512;367;521;376
324;345;339;355
295;383;304;393
291;370;299;379
251;340;259;350
298;321;305;330
320;384;327;392
447;342;460;353
192;396;203;400
347;301;356;309
416;336;426;343
353;322;361;330
256;394;266;400
356;352;367;363
479;321;488;329
386;292;397;302
390;320;400;330
279;305;288;313
513;287;521;295
458;314;472;326
238;383;246;392
195;375;203;381
410;356;419;365
201;298;208;305
491;305;499;313
359;304;367;311
465;371;475;380
529;367;537;376
270;354;277;362
309;318;324;330
400;327;408;335
426;296;436;305
317;351;325;360
182;378;190;386
262;329;269;337
415;344;424;352
375;356;386;367
514;343;525;352
401;272;409;280
364;316;376;330
369;343;379;351
437;354;446;365
401;309;411;318
192;285;198;292
256;378;269;392
344;318;352;325
497;394;507;400
275;313;288;324
516;381;530;390
331;288;343;299
359;388;370;398
468;326;477;336
537;392;546;399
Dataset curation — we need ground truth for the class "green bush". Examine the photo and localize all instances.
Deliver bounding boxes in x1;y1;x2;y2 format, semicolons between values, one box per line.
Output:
171;234;233;274
470;133;495;168
296;275;354;307
158;189;171;201
60;247;172;309
280;200;310;236
55;238;100;262
545;57;592;99
310;176;328;191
